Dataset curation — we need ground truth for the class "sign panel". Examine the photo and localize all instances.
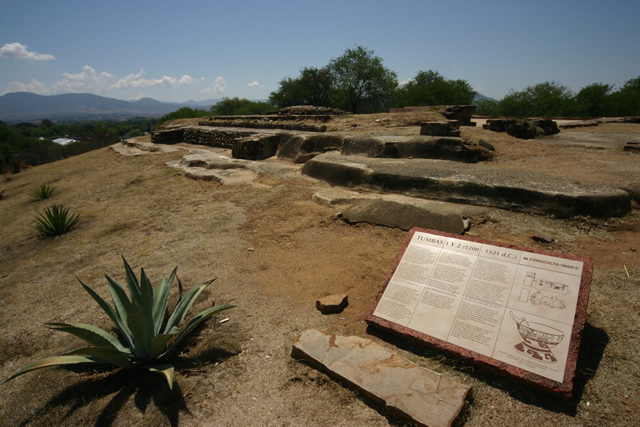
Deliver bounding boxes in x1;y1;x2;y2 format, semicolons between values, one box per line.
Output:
366;228;593;397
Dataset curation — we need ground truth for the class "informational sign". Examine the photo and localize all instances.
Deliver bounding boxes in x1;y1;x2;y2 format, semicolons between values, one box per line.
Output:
366;228;593;396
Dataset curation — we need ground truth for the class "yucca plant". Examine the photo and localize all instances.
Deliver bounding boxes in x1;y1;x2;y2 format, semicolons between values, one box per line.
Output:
32;204;80;238
30;184;56;200
2;258;235;389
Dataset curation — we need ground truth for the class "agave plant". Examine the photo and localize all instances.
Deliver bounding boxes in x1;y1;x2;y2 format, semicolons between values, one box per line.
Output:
32;204;80;238
30;184;56;200
2;258;235;389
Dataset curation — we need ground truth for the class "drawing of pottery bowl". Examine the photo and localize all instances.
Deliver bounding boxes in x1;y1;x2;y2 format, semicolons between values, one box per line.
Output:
510;311;564;363
516;321;564;349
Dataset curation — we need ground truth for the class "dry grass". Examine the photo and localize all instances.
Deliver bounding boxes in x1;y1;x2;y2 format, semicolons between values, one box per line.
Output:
0;121;639;426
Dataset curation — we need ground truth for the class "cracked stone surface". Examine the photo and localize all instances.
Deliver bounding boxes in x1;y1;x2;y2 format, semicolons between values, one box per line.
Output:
292;329;470;427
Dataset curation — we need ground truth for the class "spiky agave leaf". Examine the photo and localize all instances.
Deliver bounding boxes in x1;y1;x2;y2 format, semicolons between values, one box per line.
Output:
2;258;235;389
163;304;235;357
1;356;109;385
32;205;79;238
46;322;130;354
164;278;216;333
145;364;175;389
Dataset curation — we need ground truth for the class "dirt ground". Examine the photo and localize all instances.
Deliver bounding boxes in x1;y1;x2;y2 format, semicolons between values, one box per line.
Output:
0;115;639;426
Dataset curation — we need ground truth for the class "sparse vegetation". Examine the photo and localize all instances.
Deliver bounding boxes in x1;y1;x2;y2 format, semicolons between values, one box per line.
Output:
29;184;56;200
32;204;80;238
2;258;235;389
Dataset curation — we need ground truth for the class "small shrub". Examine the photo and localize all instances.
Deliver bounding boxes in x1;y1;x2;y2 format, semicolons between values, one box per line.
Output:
33;205;80;238
30;184;56;200
1;258;235;389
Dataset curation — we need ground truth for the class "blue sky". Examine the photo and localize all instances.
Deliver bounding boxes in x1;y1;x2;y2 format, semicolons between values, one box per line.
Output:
1;0;638;103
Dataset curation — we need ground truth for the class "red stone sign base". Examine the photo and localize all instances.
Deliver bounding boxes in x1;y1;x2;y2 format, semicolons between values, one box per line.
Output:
365;228;593;398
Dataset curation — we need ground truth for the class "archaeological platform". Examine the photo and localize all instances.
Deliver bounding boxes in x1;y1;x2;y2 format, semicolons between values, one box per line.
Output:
365;228;593;398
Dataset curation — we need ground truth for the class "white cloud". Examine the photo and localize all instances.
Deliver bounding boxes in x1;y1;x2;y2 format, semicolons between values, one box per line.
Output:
6;78;52;95
201;76;227;94
2;65;201;96
398;78;413;87
111;69;198;89
52;65;116;94
248;81;260;87
0;42;56;61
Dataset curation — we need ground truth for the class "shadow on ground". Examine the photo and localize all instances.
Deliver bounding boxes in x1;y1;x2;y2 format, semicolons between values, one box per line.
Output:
367;322;608;418
16;346;238;427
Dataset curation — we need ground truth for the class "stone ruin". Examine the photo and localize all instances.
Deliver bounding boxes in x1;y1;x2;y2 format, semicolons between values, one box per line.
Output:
484;118;560;139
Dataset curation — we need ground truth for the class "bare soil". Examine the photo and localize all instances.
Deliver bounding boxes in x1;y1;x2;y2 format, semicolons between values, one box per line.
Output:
0;115;638;426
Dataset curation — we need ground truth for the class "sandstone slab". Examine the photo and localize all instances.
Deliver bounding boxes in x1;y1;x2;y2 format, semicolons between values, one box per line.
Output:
292;329;470;427
340;198;465;234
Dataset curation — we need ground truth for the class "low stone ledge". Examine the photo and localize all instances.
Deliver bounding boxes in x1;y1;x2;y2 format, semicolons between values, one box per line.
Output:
340;135;491;163
420;120;460;137
302;153;632;218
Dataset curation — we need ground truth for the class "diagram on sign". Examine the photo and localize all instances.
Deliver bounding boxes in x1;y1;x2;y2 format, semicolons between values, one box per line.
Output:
519;272;568;309
510;311;565;363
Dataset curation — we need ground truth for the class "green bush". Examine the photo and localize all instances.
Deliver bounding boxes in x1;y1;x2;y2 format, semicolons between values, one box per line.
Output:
30;184;56;200
32;204;80;238
1;258;235;389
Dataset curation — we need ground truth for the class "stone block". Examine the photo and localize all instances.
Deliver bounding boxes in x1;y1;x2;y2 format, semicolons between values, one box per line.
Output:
292;329;470;427
419;121;461;137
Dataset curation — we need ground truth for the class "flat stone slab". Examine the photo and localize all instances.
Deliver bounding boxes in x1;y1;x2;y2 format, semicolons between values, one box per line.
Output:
340;198;465;234
292;329;470;427
301;152;631;218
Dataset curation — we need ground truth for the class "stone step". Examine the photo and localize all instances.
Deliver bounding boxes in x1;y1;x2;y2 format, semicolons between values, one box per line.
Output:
301;152;631;218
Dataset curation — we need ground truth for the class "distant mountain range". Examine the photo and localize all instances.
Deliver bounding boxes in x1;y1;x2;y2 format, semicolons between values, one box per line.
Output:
0;91;498;123
474;92;497;103
0;92;222;123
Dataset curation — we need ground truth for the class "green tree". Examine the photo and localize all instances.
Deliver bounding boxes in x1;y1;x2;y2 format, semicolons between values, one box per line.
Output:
210;97;276;115
269;66;334;108
495;82;574;117
328;46;398;113
610;76;640;116
393;70;475;107
158;107;209;124
575;83;613;117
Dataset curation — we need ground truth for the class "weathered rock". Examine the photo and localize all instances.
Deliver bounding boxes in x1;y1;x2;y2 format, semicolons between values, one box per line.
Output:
625;182;640;202
624;142;640;152
532;118;560;135
276;133;343;163
151;128;185;144
316;294;348;314
419;121;460;137
532;233;554;243
292;329;470;427
484;118;560;139
340;199;465;234
439;105;476;125
232;134;280;160
301;153;632;218
340;135;491;163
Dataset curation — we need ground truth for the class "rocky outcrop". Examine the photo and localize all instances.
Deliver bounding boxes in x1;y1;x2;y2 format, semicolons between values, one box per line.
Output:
232;134;280;160
484;118;560;139
275;133;344;163
341;135;492;163
420;120;461;137
440;105;476;125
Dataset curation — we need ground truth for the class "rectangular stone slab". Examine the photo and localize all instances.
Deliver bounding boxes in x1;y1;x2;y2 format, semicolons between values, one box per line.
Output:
365;227;593;398
292;328;470;427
